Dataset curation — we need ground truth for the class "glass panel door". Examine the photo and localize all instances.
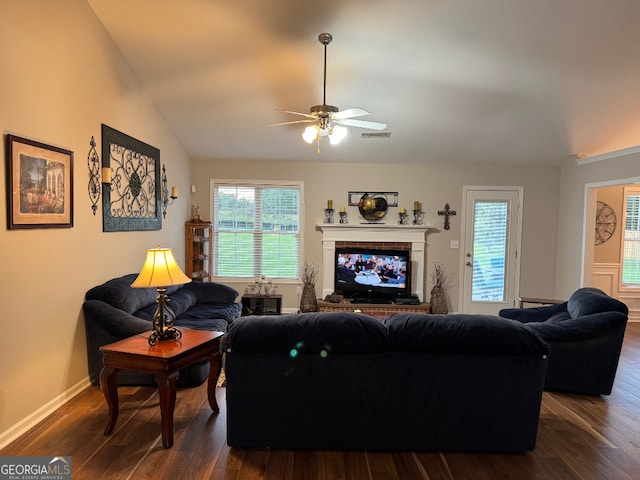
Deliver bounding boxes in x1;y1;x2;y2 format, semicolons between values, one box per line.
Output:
471;201;507;301
461;187;522;314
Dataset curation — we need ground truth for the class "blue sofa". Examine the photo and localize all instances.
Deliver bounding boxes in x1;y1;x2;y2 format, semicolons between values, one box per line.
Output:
83;273;242;386
499;287;628;395
222;311;549;451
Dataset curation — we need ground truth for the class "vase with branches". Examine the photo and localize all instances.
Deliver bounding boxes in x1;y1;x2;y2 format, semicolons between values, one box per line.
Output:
300;261;319;312
430;261;452;314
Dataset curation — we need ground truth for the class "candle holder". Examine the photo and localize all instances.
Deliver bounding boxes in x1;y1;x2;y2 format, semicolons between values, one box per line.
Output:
248;275;278;296
398;212;409;225
412;209;424;225
339;211;348;224
324;208;335;224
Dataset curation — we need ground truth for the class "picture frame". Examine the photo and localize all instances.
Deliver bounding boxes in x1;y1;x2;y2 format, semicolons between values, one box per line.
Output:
347;191;398;207
6;134;74;229
101;124;161;232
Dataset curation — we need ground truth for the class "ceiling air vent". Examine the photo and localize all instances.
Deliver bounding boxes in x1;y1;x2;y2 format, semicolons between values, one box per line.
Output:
361;132;391;139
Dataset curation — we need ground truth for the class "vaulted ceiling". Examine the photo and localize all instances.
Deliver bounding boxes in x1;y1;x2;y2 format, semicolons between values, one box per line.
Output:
88;0;640;165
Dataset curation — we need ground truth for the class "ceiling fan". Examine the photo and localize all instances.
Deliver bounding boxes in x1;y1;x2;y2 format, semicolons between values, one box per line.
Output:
267;33;387;152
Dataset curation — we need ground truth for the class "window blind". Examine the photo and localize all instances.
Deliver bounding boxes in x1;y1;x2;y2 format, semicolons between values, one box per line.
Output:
623;193;640;286
471;201;507;301
213;182;301;279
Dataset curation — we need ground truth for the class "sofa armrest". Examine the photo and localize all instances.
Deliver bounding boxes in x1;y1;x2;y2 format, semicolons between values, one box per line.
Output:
183;281;239;305
522;311;628;342
499;302;568;323
83;299;151;337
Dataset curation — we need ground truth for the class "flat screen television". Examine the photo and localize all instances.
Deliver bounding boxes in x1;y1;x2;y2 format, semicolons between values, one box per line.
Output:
334;247;411;303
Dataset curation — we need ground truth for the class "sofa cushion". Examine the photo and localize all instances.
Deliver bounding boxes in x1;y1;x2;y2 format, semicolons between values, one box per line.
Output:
182;281;239;305
133;288;197;320
385;313;549;356
176;302;242;323
175;316;229;332
546;311;572;323
567;288;629;319
85;273;158;314
224;312;389;354
499;302;568;323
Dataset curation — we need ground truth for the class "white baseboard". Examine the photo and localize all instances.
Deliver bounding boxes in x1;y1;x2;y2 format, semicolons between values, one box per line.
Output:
0;377;92;450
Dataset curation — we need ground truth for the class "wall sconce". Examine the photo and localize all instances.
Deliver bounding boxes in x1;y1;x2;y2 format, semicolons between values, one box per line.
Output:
87;136;101;215
87;135;114;215
101;167;111;184
161;164;178;218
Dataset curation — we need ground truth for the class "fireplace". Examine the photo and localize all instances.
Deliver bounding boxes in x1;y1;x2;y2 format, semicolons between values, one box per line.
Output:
317;223;431;301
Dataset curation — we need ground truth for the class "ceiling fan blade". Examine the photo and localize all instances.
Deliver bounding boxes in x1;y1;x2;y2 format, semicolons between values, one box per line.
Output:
332;108;370;120
275;109;318;120
266;119;317;127
341;119;387;130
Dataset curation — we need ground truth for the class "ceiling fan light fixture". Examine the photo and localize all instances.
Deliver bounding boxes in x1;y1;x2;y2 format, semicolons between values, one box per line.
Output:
269;32;386;152
302;125;319;143
329;125;347;145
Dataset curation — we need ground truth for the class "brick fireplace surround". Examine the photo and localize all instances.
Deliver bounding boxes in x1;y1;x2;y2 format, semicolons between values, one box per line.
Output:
317;223;432;302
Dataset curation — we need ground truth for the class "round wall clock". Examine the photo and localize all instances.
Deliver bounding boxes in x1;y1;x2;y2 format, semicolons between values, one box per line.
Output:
595;201;617;245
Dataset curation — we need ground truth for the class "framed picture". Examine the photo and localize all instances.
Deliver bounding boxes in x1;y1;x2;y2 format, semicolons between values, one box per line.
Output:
347;191;398;207
6;134;74;229
101;124;161;231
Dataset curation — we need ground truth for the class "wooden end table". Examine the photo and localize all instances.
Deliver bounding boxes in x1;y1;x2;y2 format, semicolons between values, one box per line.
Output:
517;296;564;308
99;329;223;448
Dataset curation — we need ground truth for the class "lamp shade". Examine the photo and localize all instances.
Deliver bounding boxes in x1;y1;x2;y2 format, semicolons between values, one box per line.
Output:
131;247;191;288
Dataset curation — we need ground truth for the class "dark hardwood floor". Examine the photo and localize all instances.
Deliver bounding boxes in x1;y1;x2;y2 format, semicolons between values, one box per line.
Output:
2;323;640;479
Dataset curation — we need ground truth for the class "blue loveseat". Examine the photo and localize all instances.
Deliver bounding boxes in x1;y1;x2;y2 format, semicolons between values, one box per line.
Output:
499;287;628;395
83;273;242;386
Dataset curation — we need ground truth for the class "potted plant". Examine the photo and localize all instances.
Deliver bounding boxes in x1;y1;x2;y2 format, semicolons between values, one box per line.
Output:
430;261;451;314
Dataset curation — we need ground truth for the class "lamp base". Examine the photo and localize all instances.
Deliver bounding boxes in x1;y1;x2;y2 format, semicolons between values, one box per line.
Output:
148;287;182;346
148;326;182;346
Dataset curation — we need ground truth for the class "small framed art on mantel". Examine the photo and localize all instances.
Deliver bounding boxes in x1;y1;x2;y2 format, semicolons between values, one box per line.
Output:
6;134;74;229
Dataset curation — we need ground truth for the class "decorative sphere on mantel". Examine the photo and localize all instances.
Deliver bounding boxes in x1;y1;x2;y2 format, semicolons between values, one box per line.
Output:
358;194;388;222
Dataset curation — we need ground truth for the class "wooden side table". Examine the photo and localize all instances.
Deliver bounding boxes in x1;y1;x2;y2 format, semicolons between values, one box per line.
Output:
517;296;564;308
99;329;223;448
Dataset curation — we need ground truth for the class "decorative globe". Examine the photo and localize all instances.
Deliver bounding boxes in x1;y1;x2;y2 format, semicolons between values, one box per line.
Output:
358;194;388;222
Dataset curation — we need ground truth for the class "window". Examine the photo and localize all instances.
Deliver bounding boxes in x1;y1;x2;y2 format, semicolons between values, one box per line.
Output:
622;187;640;287
471;201;507;301
212;180;302;280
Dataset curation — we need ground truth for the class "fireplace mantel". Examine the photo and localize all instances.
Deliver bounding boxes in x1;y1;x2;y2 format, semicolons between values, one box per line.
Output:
317;223;434;301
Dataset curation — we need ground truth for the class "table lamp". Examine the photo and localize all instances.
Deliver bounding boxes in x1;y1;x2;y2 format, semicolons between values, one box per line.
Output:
131;246;192;345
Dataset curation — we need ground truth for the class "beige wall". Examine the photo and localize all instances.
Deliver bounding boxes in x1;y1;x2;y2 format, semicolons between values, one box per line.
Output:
595;186;623;264
0;0;191;442
557;154;640;298
191;159;562;311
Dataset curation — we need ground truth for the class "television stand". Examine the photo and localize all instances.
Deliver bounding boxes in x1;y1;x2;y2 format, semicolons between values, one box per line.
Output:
349;295;392;305
317;299;430;319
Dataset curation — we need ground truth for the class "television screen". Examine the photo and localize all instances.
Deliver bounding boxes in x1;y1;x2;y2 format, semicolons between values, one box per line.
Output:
334;247;411;302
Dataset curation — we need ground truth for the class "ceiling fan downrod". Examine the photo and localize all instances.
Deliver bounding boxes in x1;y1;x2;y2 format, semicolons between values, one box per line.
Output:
319;33;332;108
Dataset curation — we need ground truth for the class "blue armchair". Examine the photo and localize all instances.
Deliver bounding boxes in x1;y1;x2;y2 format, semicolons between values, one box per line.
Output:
499;288;628;395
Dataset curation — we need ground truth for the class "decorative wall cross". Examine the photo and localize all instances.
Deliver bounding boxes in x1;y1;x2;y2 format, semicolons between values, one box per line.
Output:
437;203;457;230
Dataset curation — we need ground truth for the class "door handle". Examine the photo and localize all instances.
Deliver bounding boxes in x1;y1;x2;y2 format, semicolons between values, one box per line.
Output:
465;261;472;267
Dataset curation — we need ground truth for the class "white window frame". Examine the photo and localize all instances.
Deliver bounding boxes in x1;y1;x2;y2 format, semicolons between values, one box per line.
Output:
210;178;305;285
620;185;640;291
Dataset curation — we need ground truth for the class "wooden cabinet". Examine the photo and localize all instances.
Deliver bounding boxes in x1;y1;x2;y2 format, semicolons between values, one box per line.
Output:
241;295;282;316
185;220;213;282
